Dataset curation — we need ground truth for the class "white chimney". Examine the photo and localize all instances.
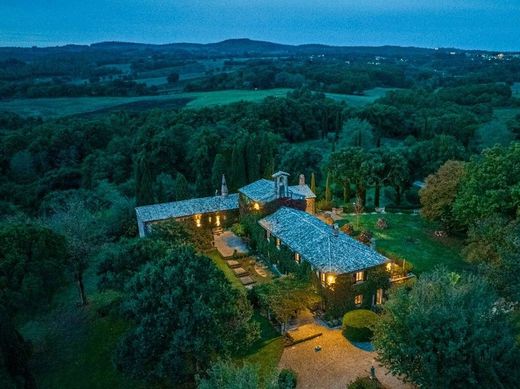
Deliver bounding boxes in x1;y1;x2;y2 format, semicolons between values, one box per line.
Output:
221;174;228;197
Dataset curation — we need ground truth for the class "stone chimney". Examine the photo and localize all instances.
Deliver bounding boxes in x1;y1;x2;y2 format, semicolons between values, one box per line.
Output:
299;174;305;186
221;174;228;197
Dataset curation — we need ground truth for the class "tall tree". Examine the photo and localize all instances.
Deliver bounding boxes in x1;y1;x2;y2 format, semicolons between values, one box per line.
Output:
211;154;227;194
280;145;323;184
420;160;466;231
374;269;520;388
231;138;247;190
245;135;260;183
360;104;403;147
338;118;374;150
134;151;155;206
325;171;332;203
115;246;259;385
174;173;190;201
0;223;67;314
382;148;410;206
48;199;106;306
310;172;316;195
453;143;520;228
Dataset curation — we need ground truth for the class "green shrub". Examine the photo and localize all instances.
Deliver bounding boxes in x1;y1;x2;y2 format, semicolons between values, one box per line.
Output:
342;309;378;342
347;376;384;389
278;368;297;389
231;223;246;237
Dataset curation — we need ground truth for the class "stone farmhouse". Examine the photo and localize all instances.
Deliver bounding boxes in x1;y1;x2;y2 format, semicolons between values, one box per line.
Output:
136;171;390;307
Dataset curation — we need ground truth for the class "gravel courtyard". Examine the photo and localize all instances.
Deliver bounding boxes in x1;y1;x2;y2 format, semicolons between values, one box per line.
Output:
279;323;410;389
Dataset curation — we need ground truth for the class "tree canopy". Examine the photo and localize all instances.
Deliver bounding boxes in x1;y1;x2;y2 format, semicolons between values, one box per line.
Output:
374;268;520;388
115;246;259;384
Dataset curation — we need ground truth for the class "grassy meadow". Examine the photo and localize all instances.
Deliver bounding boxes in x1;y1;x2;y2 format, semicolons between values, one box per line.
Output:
338;213;467;275
325;87;399;107
0;86;396;118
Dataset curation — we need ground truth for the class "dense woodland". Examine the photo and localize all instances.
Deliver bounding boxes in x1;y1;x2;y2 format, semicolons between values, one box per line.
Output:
1;40;520;388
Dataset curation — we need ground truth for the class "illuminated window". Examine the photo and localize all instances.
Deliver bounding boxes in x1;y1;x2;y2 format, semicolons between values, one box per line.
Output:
276;238;281;249
354;294;363;306
215;215;220;227
208;216;212;223
355;271;365;283
326;274;336;285
376;288;383;305
195;215;201;228
294;252;301;263
253;202;260;210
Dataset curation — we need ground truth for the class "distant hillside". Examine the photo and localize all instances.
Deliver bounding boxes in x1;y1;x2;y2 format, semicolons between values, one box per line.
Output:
1;38;514;62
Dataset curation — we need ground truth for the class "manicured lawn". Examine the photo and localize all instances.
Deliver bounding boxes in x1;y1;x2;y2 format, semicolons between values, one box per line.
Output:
338;213;468;274
205;249;245;290
238;312;284;382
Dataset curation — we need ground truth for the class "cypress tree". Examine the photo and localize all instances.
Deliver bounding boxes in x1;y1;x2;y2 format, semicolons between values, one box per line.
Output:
175;173;189;201
310;172;316;194
325;171;332;203
211;154;227;192
135;152;155;206
245;135;260;183
231;140;247;190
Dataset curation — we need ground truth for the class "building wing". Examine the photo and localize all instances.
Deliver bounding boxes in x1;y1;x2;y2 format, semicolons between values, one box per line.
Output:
259;207;387;274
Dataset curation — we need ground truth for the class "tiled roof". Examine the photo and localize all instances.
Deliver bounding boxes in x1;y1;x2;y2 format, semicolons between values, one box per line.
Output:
136;194;239;223
239;179;277;203
259;207;388;274
239;179;315;203
289;184;316;199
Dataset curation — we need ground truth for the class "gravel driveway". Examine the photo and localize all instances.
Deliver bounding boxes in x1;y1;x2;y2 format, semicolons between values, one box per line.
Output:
279;323;410;389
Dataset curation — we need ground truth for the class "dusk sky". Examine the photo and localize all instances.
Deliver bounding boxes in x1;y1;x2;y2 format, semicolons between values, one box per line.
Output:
1;0;519;51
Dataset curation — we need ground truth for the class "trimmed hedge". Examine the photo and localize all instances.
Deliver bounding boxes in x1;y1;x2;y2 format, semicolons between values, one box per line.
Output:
278;368;297;389
342;309;379;342
348;376;384;389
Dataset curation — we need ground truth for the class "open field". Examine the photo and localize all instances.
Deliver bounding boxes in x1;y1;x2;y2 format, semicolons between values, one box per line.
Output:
184;88;291;108
0;88;292;118
0;86;396;118
325;87;399;107
0;95;192;118
338;213;467;274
